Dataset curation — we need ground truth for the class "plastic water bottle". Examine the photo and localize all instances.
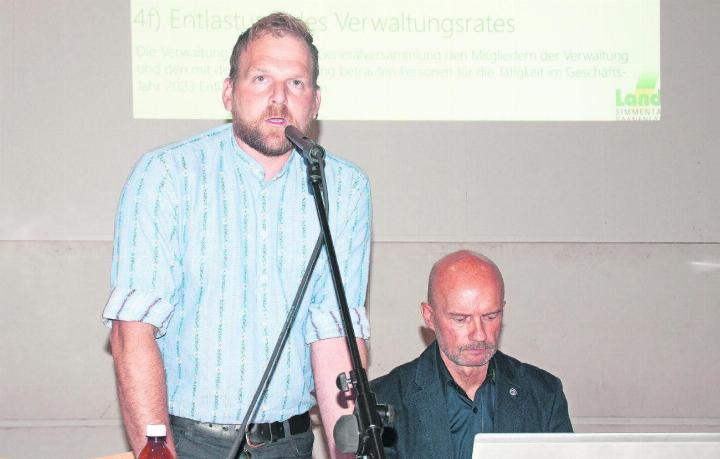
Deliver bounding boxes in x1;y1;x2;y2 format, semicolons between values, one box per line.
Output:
139;424;173;459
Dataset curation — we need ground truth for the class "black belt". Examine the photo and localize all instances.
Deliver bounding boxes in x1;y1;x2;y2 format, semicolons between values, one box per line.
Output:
246;411;311;445
170;412;311;445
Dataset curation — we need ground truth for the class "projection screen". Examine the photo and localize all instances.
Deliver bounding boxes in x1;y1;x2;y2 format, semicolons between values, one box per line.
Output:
131;0;660;121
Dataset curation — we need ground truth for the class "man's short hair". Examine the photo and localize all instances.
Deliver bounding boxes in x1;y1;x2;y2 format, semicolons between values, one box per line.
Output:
228;12;320;89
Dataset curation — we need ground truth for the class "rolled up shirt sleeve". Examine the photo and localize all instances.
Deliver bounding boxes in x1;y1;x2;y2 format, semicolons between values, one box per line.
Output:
102;151;183;337
305;172;372;343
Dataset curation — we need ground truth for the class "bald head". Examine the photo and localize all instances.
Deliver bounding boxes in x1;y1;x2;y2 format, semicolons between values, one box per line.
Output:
427;250;505;309
421;250;505;373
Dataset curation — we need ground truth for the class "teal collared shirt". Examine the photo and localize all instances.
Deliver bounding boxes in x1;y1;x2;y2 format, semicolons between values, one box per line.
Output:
437;347;496;459
103;123;372;424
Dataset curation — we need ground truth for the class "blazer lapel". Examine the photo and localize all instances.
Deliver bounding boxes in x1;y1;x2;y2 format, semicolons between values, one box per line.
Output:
493;352;524;432
406;343;453;456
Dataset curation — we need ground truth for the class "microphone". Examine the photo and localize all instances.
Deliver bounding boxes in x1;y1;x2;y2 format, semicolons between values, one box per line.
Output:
333;405;396;454
334;413;361;454
285;125;325;162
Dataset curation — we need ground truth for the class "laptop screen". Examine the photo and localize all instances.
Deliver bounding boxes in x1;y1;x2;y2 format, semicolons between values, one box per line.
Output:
472;433;720;459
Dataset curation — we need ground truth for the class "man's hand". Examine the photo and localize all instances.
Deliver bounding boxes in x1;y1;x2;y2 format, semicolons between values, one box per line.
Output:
110;320;176;458
311;337;368;459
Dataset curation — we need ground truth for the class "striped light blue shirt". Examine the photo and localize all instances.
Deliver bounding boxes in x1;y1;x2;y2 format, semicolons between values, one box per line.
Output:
102;123;371;423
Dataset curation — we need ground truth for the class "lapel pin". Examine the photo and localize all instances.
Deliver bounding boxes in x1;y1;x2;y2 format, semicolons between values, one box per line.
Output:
509;388;518;396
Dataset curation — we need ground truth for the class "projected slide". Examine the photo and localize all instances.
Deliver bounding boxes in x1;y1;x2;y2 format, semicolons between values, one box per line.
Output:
131;0;660;121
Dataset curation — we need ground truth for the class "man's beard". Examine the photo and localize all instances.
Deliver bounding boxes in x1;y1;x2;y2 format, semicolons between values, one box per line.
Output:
231;105;310;157
440;340;497;368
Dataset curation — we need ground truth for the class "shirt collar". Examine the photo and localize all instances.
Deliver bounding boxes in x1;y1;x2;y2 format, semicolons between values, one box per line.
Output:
230;130;297;182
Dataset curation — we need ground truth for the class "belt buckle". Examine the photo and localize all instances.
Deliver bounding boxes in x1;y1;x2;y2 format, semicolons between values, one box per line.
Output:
246;422;270;447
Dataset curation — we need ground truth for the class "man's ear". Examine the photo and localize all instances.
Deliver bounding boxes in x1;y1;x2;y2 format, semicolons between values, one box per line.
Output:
222;77;234;112
421;302;434;331
313;86;321;118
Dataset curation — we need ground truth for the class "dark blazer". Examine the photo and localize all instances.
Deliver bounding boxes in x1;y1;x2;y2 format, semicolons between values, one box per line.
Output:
371;342;572;458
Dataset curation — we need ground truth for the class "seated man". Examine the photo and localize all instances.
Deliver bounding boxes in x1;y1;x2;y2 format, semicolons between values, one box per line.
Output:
372;250;572;459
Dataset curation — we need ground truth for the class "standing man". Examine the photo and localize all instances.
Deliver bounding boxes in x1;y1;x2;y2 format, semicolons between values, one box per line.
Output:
372;250;572;458
103;13;371;459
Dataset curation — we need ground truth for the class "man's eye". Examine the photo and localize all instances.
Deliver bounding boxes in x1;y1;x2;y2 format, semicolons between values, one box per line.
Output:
452;316;467;322
484;313;498;320
255;75;265;82
291;79;303;87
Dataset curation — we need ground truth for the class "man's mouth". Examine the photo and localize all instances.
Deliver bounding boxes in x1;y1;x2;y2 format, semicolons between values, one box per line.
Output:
266;117;287;125
461;344;496;352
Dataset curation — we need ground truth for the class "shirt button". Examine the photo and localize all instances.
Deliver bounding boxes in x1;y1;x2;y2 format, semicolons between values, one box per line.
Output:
473;407;478;414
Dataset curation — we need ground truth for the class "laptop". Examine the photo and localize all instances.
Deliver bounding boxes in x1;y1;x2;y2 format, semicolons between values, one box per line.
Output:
472;432;720;458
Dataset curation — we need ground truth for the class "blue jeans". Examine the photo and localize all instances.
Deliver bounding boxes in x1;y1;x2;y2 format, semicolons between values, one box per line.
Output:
171;415;314;459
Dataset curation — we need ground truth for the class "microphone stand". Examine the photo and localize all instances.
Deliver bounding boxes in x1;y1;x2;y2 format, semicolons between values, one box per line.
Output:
287;126;386;459
225;126;386;459
225;233;325;459
225;132;329;459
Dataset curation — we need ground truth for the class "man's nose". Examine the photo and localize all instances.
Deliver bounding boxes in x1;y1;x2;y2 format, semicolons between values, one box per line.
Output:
271;81;287;104
469;318;487;341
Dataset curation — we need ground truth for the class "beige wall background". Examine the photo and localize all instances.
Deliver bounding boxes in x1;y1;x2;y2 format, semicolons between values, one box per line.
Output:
1;1;719;458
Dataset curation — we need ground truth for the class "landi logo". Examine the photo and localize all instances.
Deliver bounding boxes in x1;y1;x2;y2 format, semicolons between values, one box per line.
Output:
615;74;661;120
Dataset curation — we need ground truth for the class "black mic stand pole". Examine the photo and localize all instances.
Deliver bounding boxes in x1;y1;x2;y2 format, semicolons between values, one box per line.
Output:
225;232;325;459
290;129;386;459
225;133;330;458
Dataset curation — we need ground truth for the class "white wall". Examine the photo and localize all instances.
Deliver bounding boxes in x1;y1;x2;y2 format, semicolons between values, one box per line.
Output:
1;1;719;458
